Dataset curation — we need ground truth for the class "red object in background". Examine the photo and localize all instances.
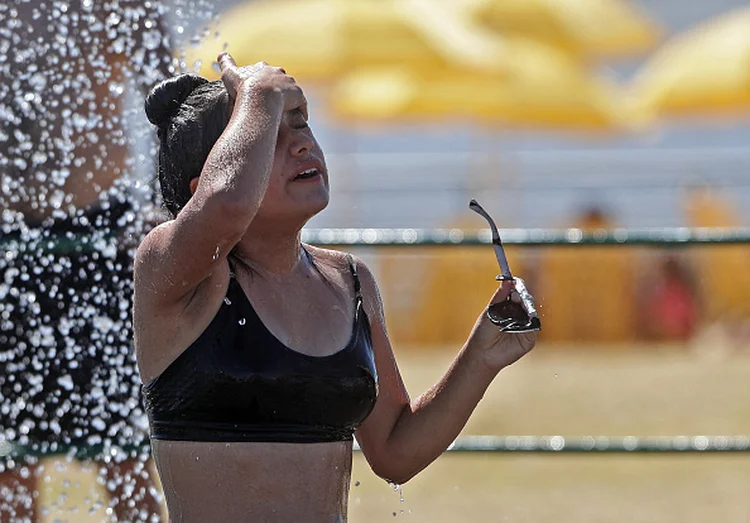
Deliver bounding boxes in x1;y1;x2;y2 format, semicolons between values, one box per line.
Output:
648;258;698;341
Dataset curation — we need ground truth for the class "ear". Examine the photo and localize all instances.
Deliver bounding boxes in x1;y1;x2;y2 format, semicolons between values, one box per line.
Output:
189;177;199;195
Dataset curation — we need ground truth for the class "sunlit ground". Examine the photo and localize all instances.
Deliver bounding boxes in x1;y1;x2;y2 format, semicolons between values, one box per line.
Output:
34;343;750;522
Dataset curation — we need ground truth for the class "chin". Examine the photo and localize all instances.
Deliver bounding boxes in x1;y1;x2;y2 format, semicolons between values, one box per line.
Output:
303;194;329;220
259;186;330;228
302;184;330;213
279;193;329;228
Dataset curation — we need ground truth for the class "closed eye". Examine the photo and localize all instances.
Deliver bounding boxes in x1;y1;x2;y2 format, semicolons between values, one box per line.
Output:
290;107;309;129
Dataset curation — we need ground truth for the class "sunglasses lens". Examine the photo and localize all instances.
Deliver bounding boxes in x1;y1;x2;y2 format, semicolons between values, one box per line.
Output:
488;300;528;324
487;300;542;333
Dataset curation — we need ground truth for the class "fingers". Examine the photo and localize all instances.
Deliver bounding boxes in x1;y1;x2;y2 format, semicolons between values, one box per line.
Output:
217;52;237;71
488;279;514;305
283;84;307;111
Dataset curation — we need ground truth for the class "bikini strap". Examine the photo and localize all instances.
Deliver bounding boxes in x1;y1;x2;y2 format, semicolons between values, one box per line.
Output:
345;254;362;302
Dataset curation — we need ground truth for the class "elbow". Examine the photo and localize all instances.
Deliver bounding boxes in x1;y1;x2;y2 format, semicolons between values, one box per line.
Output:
368;458;421;486
372;468;418;486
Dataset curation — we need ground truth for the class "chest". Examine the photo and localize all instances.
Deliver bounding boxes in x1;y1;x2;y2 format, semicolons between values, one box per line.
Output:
239;274;355;358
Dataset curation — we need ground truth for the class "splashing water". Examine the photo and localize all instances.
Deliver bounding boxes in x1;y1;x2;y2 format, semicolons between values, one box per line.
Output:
387;481;409;517
0;0;219;520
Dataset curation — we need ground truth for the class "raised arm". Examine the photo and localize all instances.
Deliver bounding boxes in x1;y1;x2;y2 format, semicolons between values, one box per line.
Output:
354;259;536;484
136;55;307;306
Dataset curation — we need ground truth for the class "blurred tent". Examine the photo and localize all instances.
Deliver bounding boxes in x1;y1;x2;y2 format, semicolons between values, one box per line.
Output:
328;54;642;133
536;208;637;344
631;6;750;119
377;218;527;347
182;0;508;82
323;0;646;134
450;0;662;60
684;188;750;323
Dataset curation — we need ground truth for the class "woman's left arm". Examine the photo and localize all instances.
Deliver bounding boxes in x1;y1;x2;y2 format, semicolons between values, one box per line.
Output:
354;259;536;484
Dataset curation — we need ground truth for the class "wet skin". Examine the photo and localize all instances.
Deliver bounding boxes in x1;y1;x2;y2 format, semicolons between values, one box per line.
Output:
134;54;536;523
141;245;363;523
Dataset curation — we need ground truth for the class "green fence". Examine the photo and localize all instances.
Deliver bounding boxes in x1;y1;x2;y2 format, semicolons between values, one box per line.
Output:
1;226;749;461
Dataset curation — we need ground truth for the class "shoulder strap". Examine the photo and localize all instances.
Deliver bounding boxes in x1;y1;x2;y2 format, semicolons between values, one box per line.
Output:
345;254;362;302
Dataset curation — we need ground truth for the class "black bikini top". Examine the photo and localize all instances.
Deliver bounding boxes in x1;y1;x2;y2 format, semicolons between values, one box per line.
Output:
142;255;378;443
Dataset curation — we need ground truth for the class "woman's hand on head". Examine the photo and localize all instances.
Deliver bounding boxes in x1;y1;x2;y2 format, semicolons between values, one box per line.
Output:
466;280;537;373
217;52;306;112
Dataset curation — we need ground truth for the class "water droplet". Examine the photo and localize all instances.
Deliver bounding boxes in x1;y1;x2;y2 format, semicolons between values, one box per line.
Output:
238;318;246;326
57;375;74;391
1;0;222;505
223;297;232;306
212;245;220;261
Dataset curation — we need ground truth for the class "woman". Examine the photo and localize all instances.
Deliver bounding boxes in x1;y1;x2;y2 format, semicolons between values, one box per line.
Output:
135;53;536;522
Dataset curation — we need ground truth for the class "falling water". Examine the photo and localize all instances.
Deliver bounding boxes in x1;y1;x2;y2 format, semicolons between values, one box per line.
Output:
388;481;409;517
0;1;220;520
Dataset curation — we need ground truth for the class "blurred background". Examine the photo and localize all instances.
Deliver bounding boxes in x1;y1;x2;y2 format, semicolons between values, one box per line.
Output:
177;0;750;352
3;0;750;521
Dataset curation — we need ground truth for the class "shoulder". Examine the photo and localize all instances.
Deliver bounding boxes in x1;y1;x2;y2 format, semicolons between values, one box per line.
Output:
303;244;350;271
304;244;385;325
134;221;174;275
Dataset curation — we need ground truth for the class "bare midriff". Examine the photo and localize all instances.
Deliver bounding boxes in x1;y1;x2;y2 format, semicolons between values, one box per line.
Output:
151;439;353;523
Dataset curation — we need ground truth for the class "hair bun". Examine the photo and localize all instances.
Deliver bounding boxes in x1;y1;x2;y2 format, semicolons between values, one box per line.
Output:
145;74;210;127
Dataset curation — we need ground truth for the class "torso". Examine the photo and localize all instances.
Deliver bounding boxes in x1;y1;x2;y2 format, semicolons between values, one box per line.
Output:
151;439;352;523
135;245;368;521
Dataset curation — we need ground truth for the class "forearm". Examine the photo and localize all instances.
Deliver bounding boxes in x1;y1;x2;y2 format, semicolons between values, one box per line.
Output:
381;344;498;482
356;260;536;484
198;85;283;217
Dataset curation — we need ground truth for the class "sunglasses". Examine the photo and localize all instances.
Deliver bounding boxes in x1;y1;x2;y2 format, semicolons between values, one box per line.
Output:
469;199;542;334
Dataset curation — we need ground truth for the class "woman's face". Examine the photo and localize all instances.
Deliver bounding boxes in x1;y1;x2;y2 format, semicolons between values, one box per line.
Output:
253;102;330;228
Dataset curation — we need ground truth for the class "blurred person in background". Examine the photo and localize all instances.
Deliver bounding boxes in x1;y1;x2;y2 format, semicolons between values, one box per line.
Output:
643;256;699;342
0;1;174;520
135;53;536;522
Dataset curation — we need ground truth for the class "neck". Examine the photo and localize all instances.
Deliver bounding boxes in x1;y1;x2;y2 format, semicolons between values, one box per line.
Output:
232;227;307;277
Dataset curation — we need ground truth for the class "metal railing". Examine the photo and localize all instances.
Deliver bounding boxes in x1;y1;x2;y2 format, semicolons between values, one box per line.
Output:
1;226;748;461
3;227;750;254
301;227;750;246
3;435;750;461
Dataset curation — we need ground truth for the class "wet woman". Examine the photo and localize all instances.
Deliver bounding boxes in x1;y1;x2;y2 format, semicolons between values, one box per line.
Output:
135;53;536;522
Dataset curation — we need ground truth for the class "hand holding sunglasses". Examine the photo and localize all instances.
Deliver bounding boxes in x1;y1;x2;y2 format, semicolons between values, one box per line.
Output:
469;199;541;334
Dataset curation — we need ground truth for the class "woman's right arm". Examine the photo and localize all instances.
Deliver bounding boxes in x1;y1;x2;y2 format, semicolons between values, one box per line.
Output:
135;55;305;307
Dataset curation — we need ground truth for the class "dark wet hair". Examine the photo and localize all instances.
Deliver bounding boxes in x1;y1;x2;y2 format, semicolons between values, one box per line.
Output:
144;74;231;217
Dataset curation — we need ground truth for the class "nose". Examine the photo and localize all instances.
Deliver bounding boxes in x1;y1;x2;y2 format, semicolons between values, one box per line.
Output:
290;130;314;157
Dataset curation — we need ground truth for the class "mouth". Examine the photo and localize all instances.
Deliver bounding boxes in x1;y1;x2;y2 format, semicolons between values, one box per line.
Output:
293;166;323;182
